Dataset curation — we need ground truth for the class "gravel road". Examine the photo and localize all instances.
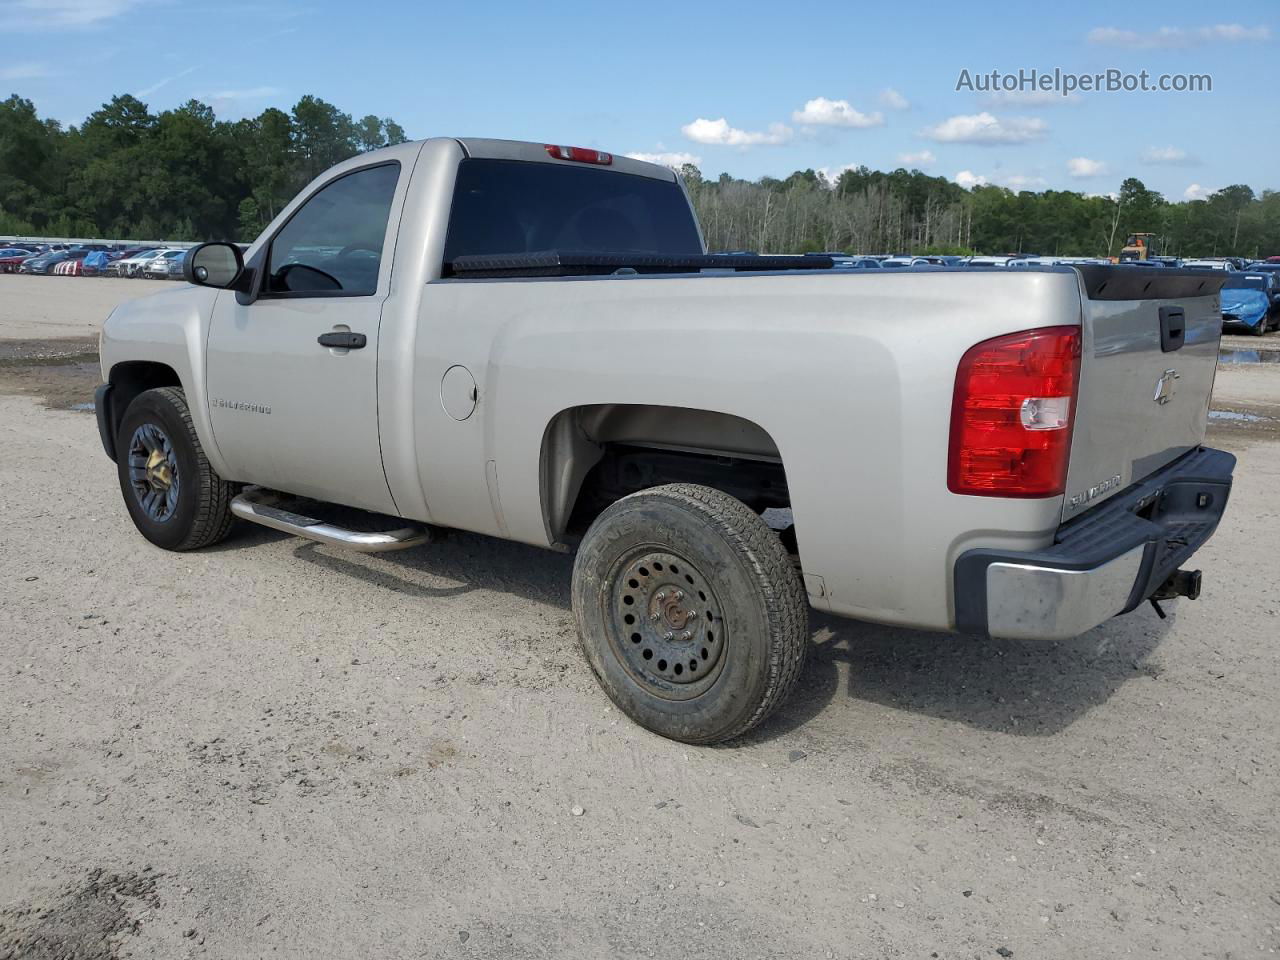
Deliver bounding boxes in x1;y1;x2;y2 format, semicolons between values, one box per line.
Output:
1;275;1278;959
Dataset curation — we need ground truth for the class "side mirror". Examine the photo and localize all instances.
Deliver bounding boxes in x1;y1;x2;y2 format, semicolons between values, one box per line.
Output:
183;242;245;289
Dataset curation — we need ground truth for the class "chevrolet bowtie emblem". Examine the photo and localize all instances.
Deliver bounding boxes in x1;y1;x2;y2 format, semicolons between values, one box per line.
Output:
1154;369;1180;405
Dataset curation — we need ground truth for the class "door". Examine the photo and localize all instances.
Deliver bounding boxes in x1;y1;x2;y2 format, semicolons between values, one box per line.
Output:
206;161;403;515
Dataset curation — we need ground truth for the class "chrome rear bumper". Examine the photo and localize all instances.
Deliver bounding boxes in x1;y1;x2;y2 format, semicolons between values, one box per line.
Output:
954;447;1234;640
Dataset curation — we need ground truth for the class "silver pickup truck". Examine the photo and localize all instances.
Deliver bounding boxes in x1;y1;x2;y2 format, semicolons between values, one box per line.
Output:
95;137;1235;743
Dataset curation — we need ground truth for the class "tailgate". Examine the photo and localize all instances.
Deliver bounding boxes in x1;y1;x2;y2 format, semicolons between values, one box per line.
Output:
1061;266;1227;522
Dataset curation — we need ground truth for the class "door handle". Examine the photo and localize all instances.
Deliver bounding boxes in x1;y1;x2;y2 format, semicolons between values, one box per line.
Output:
318;332;367;349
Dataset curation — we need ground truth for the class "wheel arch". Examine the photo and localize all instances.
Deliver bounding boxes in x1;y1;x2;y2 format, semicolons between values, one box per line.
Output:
537;403;788;543
99;360;184;459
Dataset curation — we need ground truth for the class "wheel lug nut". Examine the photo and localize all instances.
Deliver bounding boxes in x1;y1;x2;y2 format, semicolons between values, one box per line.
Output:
649;612;660;621
663;632;674;641
674;591;684;601
656;592;666;602
681;631;692;641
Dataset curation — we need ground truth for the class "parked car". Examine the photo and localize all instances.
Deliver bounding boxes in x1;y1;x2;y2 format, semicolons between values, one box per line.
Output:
95;137;1234;743
81;250;118;276
0;247;35;272
19;250;72;274
141;249;188;279
1183;259;1235;271
1220;273;1278;335
111;248;166;277
964;256;1022;267
53;258;86;276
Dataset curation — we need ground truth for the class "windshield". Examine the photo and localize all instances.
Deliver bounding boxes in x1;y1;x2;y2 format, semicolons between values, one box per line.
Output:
443;159;702;267
1224;275;1267;290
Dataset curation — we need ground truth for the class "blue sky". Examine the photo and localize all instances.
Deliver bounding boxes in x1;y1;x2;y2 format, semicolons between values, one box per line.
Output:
1;0;1275;201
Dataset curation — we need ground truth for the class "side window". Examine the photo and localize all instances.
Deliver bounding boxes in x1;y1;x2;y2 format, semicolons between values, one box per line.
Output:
265;162;399;297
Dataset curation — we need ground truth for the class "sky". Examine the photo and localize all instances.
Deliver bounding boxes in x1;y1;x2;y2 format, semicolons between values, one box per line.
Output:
1;0;1275;201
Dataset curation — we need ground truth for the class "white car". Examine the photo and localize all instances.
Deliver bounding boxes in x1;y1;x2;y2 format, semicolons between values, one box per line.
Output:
1182;259;1234;271
141;249;188;279
965;256;1023;267
112;248;166;277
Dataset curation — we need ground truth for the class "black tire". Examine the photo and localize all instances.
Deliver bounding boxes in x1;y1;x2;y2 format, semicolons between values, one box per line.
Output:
1252;318;1268;337
572;483;808;744
116;386;237;551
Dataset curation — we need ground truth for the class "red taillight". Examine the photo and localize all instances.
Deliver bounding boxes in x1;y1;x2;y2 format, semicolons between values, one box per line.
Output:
544;144;613;165
948;325;1082;498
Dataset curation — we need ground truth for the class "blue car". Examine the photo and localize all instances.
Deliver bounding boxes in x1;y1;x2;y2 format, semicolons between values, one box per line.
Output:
1221;273;1278;336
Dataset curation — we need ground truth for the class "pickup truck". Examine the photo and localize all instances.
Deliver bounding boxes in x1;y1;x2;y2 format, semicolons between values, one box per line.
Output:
94;137;1236;743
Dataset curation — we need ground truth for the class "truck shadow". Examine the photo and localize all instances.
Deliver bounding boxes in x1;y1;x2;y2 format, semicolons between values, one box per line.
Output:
223;525;1173;742
289;531;575;608
755;609;1174;740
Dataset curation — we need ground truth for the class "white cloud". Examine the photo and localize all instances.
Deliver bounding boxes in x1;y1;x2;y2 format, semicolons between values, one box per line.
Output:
815;163;860;186
1183;183;1216;200
0;0;143;30
1141;145;1198;166
791;97;884;129
626;151;702;169
981;90;1080;107
1087;23;1270;48
879;88;910;110
681;117;792;147
137;66;197;98
1067;156;1108;178
204;87;283;101
0;62;53;80
922;112;1047;144
897;150;936;167
953;170;1047;190
1086;191;1120;202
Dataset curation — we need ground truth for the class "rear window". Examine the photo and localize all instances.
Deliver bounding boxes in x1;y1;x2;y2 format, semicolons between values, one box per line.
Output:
443;159;702;267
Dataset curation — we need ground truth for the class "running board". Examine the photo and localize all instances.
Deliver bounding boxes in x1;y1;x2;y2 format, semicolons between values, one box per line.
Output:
230;487;432;552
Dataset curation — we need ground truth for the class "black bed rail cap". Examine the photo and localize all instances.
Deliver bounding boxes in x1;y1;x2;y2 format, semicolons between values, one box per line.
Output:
445;250;834;278
1074;264;1228;300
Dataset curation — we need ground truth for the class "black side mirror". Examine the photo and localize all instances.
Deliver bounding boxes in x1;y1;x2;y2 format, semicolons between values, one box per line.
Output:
183;241;245;289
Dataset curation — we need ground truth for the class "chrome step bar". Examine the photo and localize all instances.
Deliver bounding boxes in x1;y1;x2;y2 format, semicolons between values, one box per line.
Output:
230;487;432;552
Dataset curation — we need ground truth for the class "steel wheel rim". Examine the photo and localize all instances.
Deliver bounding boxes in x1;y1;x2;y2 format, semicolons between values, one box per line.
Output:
606;547;727;701
127;422;180;522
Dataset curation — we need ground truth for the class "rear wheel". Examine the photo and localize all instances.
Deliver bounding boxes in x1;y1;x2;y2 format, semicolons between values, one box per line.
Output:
116;386;237;551
572;483;808;744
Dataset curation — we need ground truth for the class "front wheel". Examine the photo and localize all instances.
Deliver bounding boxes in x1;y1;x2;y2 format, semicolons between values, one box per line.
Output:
116;386;237;550
572;483;808;744
1252;318;1268;336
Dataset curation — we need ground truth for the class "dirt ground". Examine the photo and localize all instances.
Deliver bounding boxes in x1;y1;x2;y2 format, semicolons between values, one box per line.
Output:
1;274;1278;959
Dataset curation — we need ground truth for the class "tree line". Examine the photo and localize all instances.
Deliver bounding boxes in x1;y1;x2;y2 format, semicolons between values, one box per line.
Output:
1;91;1276;258
683;166;1278;259
686;167;1274;259
0;93;405;241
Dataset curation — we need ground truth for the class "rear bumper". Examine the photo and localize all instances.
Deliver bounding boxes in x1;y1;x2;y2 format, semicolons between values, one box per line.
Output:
954;446;1235;640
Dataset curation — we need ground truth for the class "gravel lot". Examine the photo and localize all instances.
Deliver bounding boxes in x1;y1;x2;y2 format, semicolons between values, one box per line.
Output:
1;274;1278;959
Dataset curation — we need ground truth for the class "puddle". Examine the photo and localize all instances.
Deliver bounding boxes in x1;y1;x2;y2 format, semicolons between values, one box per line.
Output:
1219;348;1280;365
1209;409;1273;423
0;358;100;411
